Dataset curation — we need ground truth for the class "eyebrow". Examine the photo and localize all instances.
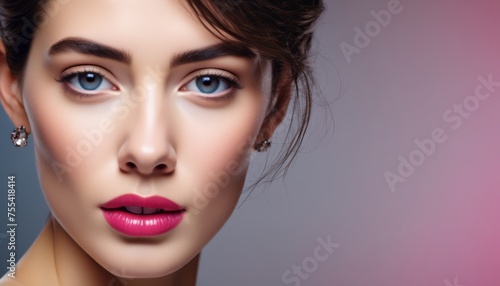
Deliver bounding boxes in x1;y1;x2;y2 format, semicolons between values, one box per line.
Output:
170;42;256;68
48;37;256;67
48;37;131;64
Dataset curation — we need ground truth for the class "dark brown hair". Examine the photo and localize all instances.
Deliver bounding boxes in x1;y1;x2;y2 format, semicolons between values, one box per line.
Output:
0;0;325;186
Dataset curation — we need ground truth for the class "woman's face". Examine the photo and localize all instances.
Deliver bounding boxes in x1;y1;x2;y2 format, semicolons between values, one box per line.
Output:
20;0;273;277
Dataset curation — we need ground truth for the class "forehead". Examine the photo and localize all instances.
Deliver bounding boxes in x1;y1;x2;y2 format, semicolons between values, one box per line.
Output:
35;0;222;63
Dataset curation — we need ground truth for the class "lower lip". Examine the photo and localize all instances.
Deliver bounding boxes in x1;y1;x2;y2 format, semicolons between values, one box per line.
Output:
101;209;184;237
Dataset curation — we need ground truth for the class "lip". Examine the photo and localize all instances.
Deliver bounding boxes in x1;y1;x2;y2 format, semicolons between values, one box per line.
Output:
100;194;185;237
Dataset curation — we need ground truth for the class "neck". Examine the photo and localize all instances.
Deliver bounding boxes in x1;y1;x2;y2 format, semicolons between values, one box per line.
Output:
12;217;199;286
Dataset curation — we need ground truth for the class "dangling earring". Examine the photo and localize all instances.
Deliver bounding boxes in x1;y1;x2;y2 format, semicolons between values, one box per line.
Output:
11;126;28;147
254;138;271;152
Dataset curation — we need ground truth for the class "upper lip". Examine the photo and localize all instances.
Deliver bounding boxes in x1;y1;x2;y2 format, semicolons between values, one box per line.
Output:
100;194;184;211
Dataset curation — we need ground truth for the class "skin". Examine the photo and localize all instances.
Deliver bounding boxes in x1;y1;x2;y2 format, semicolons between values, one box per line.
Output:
0;0;291;285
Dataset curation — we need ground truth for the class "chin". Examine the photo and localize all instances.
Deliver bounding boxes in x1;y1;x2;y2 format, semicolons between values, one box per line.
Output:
84;239;198;279
99;256;191;279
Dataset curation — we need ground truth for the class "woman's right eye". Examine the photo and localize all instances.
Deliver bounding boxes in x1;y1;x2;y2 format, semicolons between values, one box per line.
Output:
68;72;113;91
65;72;114;92
57;69;118;98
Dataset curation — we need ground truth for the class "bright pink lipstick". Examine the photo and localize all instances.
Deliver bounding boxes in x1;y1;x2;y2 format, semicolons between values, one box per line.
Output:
100;194;185;237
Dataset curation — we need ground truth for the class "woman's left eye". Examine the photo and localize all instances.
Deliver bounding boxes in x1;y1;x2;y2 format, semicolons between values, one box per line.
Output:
184;75;234;95
66;72;114;92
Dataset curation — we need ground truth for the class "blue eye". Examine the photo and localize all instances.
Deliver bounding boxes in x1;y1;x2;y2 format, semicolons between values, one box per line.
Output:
186;75;232;94
64;72;114;92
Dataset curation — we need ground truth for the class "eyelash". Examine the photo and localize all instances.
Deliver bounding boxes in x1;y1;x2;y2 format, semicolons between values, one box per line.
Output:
55;67;116;99
182;70;242;102
55;68;242;102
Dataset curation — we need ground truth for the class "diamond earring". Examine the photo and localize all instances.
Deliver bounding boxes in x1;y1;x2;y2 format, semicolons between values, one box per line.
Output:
255;138;271;152
11;126;28;147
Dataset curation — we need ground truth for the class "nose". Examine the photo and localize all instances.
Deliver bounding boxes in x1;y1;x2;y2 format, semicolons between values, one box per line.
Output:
117;88;176;176
118;142;176;175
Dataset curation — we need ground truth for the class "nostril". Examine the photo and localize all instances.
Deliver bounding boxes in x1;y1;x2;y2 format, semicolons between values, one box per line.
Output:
155;164;167;172
121;162;171;174
126;162;136;170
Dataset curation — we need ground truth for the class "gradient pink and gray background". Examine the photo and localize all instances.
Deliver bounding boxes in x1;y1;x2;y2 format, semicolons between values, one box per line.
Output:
1;0;499;285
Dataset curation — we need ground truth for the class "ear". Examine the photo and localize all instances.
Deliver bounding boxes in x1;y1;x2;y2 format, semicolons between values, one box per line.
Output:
256;65;293;142
0;41;31;133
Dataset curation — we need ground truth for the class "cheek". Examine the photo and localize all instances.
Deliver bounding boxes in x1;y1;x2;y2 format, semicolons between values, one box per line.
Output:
22;74;120;220
26;94;115;178
23;54;124;175
175;94;266;230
